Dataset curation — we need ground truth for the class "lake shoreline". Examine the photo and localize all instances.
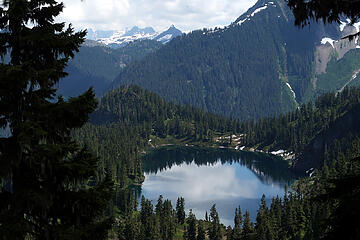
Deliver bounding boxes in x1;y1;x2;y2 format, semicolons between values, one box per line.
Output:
139;145;301;224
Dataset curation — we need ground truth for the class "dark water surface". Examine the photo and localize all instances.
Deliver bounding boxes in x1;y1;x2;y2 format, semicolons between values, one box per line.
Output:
139;146;300;226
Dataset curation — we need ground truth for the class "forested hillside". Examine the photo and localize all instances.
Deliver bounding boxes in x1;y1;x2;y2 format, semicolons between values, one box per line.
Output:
57;40;162;97
243;87;360;172
110;0;360;120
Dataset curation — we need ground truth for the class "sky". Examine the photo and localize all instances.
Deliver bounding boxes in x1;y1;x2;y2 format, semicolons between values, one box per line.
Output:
57;0;257;32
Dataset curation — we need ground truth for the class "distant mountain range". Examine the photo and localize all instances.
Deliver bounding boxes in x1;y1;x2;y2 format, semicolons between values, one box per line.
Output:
86;25;182;48
110;0;360;120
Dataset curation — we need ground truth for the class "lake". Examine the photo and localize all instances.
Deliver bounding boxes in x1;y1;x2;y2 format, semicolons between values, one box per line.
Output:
139;146;300;226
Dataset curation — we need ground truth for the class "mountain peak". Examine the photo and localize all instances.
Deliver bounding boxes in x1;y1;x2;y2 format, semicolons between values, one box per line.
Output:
154;25;182;44
93;25;182;48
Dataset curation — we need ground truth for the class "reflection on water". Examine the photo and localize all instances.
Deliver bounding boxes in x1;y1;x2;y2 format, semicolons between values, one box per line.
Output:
139;146;301;226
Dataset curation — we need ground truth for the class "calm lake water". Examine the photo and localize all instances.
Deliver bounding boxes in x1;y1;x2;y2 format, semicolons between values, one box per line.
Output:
139;146;300;226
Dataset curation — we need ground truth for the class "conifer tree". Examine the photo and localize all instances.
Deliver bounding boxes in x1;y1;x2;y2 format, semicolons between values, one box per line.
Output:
186;209;197;240
242;211;254;240
256;195;268;240
232;207;242;240
156;195;164;216
209;204;222;240
0;1;113;239
197;221;206;240
226;226;233;240
176;197;186;224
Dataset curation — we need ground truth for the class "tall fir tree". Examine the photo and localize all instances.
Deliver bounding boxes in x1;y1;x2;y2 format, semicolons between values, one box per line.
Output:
232;207;242;240
0;0;113;239
186;209;197;240
208;204;222;240
242;211;254;240
256;195;268;240
197;221;206;240
176;197;186;224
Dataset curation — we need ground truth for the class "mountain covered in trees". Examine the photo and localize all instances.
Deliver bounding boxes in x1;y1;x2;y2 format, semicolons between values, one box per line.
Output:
243;87;360;173
57;40;162;97
110;0;360;120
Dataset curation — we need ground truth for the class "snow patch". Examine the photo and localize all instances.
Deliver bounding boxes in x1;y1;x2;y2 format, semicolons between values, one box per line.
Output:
354;22;360;33
340;21;347;31
157;34;173;42
351;69;360;80
286;82;296;99
237;19;248;26
321;37;335;48
98;32;157;45
271;150;285;155
338;19;360;33
237;18;250;27
250;6;268;17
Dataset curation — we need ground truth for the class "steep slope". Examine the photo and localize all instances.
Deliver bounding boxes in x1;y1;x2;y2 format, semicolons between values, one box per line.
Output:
58;40;162;97
111;0;345;120
296;103;360;172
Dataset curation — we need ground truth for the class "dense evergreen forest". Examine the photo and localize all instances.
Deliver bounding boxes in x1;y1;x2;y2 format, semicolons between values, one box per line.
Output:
243;87;360;172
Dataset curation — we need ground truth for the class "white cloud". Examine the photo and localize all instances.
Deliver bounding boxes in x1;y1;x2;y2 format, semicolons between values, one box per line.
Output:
142;161;283;202
57;0;257;32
